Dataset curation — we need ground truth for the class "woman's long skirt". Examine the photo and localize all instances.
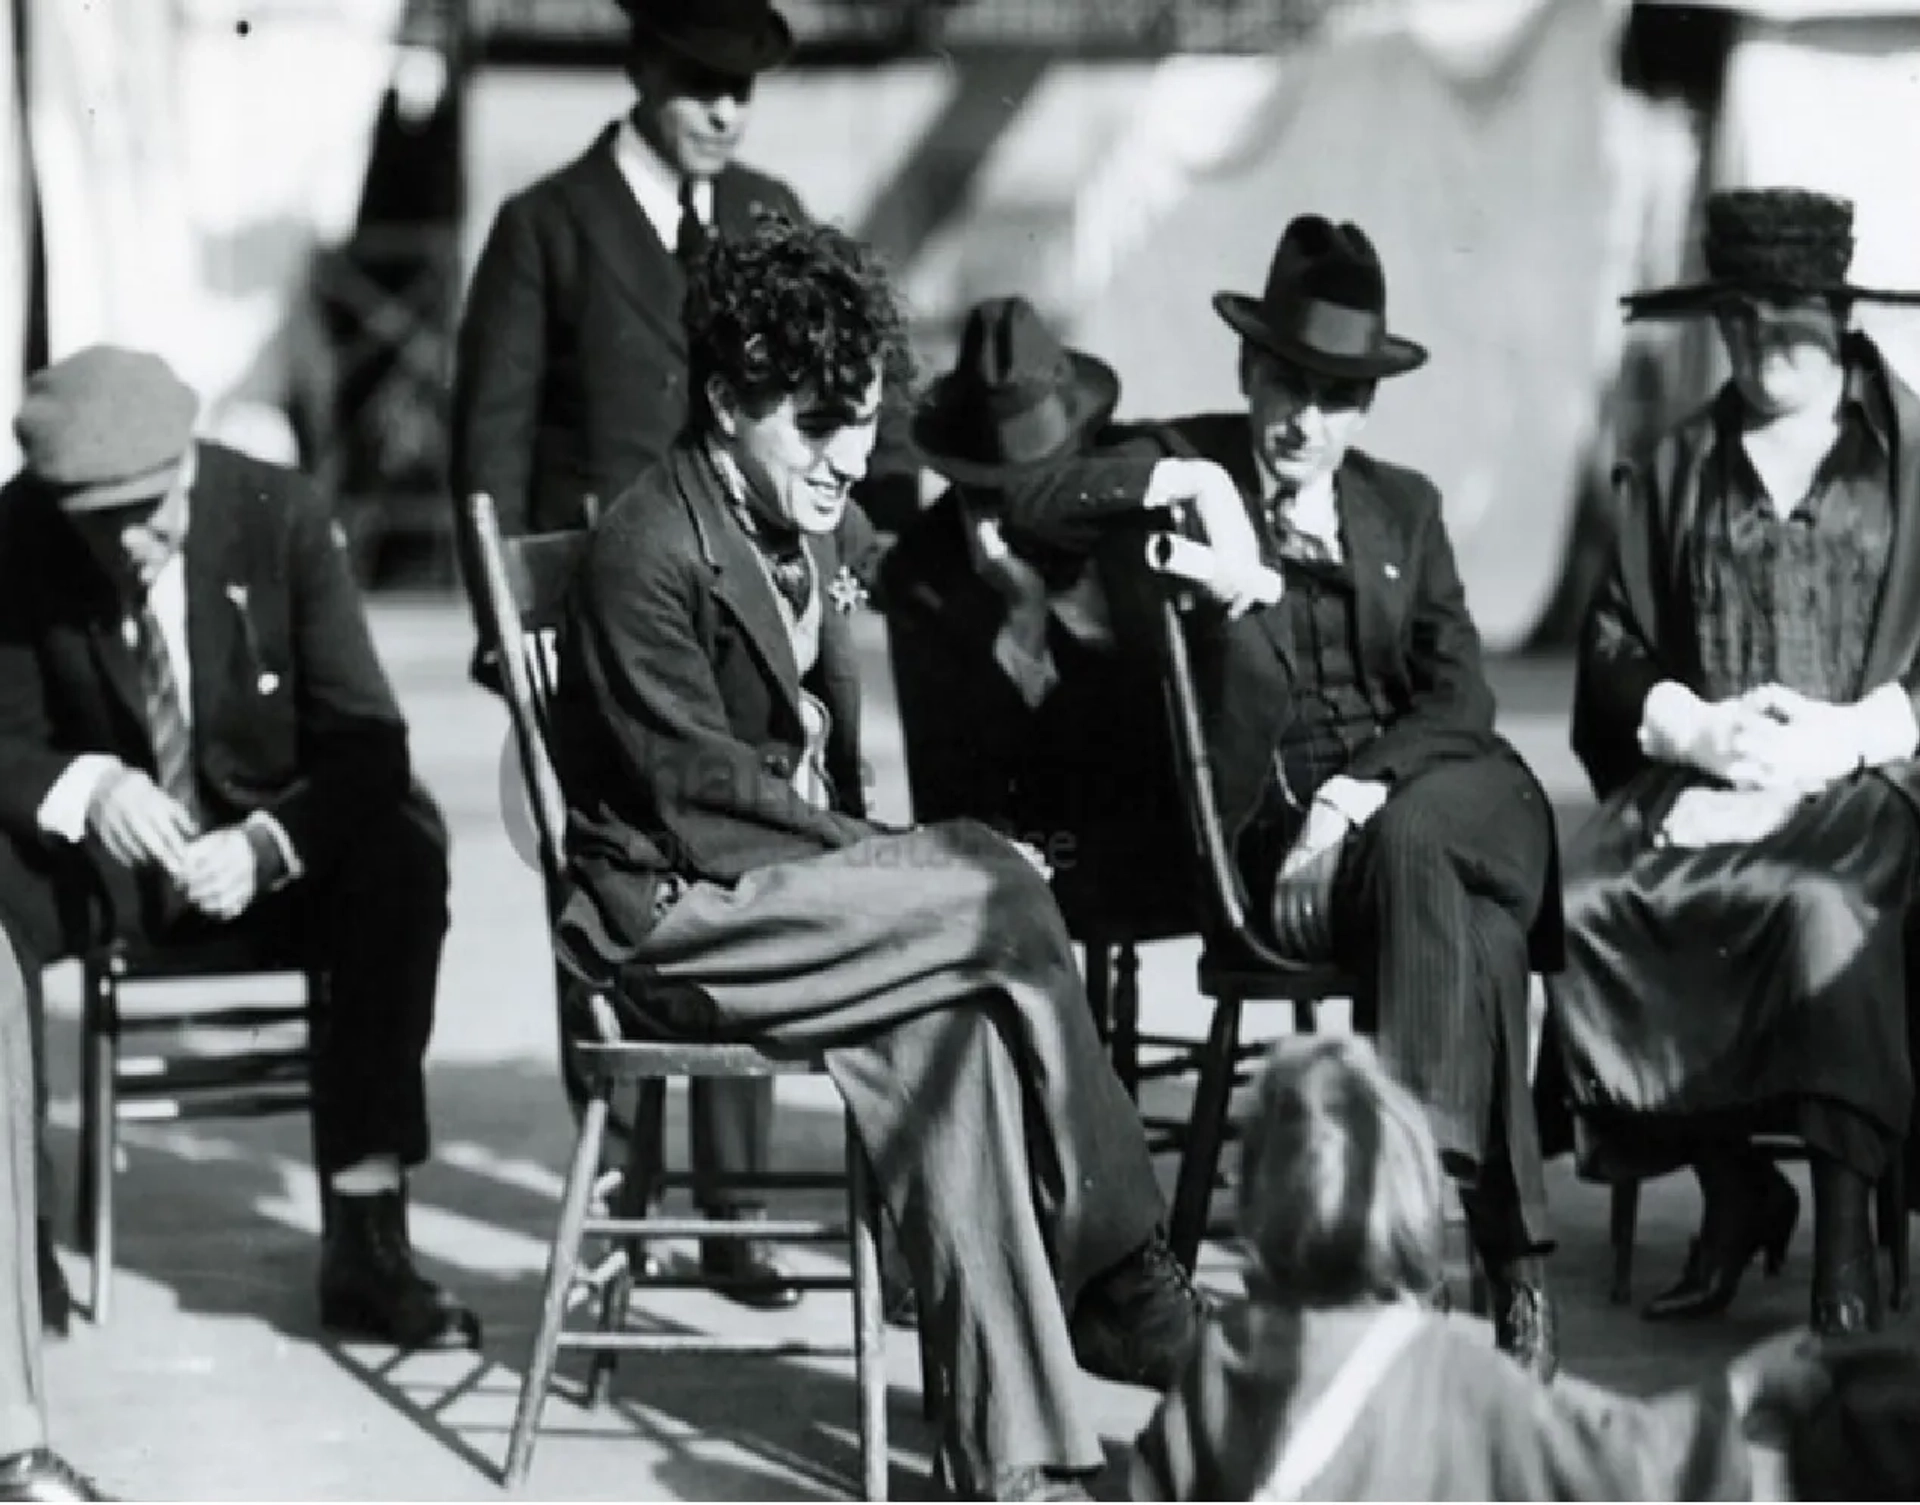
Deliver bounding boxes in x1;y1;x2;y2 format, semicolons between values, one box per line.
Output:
1546;765;1920;1184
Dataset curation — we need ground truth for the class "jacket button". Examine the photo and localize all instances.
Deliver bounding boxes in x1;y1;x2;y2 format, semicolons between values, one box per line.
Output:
764;750;793;778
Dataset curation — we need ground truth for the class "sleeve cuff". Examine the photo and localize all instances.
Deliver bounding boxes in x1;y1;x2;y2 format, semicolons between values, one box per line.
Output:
35;755;126;843
1637;680;1707;762
1311;775;1383;826
243;811;304;890
1855;682;1920;765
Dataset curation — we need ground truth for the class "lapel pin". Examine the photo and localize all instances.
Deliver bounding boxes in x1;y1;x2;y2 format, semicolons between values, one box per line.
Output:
257;671;281;695
1383;563;1400;581
827;565;868;615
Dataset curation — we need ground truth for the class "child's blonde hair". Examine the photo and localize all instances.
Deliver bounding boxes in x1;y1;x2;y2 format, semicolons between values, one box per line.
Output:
1238;1034;1445;1305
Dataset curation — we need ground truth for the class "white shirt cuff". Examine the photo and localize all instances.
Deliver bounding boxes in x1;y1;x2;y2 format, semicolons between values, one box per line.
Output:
35;755;125;843
1311;775;1383;827
1637;680;1709;763
1853;683;1920;766
991;616;1059;710
244;811;305;888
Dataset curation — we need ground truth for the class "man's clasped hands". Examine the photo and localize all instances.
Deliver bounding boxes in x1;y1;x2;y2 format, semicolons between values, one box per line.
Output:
85;766;260;921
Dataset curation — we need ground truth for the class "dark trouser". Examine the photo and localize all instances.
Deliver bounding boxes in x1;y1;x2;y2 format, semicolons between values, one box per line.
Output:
570;820;1165;1497
0;785;449;1179
0;931;44;1457
1326;753;1555;1256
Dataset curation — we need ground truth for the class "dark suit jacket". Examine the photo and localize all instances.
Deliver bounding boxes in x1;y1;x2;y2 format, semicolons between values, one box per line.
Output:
0;443;413;879
451;126;807;541
551;444;880;970
1574;333;1920;811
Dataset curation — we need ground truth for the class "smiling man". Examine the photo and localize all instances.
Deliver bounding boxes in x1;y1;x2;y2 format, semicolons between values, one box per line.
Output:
549;217;1203;1503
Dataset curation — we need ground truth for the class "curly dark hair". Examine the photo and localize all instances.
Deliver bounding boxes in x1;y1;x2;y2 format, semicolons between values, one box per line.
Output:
684;213;912;432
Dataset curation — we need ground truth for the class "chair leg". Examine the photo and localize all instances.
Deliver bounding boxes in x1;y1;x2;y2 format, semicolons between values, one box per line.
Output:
1878;1160;1909;1313
583;1168;633;1410
1083;941;1112;1046
83;959;118;1324
505;1088;611;1489
847;1116;888;1503
1609;1180;1641;1306
1113;941;1142;1096
1169;993;1244;1274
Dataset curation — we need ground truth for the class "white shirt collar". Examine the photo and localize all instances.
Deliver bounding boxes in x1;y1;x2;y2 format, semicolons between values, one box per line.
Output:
1255;448;1343;556
613;112;712;250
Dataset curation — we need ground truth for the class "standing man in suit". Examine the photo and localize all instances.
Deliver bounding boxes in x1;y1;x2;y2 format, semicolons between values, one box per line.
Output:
0;932;106;1500
552;215;1205;1503
0;347;479;1352
1004;217;1565;1378
451;0;822;1302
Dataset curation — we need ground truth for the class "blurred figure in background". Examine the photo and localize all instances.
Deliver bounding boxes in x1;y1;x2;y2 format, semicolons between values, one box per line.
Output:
0;933;105;1501
1129;1034;1832;1501
452;0;809;1306
1547;188;1920;1339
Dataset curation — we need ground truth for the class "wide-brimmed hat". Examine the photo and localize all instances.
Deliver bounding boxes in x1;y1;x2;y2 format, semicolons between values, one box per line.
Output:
618;0;794;78
1214;215;1427;382
1624;187;1920;320
910;296;1121;488
15;346;198;512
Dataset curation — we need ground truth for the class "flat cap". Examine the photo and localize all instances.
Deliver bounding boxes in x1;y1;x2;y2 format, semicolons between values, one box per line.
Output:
15;346;199;511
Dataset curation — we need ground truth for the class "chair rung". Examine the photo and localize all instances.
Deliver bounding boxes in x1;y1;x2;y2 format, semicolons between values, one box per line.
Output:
116;1050;307;1086
574;1042;827;1079
606;1273;860;1293
118;1086;310;1122
583;1217;843;1241
557;1333;858;1357
652;1171;848;1193
112;1005;307;1033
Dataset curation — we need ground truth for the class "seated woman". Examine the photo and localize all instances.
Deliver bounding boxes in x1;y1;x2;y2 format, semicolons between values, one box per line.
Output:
1128;1033;1830;1500
1547;188;1920;1338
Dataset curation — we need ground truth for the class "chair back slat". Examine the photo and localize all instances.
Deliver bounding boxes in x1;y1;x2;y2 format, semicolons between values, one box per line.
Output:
463;492;586;920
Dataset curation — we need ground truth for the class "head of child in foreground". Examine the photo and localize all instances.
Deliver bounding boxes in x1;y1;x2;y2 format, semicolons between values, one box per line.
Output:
1239;1035;1445;1307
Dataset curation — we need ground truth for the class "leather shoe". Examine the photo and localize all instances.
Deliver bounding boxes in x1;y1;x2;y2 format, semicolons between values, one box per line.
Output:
1644;1161;1798;1323
1486;1256;1557;1383
0;1449;110;1501
1069;1230;1209;1391
699;1211;801;1310
1811;1255;1883;1338
318;1189;482;1350
987;1465;1094;1501
35;1225;69;1340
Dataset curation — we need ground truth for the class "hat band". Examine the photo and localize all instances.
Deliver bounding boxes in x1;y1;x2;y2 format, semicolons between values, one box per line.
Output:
1273;297;1387;360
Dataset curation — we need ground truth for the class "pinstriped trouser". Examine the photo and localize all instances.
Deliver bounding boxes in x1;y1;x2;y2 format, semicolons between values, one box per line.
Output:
1328;752;1556;1254
0;929;45;1457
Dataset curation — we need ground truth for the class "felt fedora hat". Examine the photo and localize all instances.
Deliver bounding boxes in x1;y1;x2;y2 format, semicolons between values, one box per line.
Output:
618;0;794;77
910;296;1121;488
1625;187;1920;320
1214;215;1427;381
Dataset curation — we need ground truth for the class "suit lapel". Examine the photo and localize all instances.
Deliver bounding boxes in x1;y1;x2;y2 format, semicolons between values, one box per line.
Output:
182;456;244;734
562;128;687;351
1336;462;1407;677
1860;355;1920;689
87;616;145;729
676;451;803;721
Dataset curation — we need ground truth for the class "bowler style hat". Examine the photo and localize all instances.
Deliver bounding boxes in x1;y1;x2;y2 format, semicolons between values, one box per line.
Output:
910;296;1122;488
14;346;198;512
618;0;794;77
1625;187;1920;320
1214;215;1427;381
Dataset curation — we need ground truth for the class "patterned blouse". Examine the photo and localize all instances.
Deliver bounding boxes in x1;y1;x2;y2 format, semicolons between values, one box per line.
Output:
1690;365;1895;704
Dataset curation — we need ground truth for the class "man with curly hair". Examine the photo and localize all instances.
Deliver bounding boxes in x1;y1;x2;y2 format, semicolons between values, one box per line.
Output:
550;215;1203;1502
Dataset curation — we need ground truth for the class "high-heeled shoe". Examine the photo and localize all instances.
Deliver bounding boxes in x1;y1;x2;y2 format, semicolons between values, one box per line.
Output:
1811;1254;1882;1338
1644;1163;1799;1322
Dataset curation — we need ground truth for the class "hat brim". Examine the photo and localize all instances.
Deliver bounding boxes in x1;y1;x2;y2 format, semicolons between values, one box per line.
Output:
51;457;182;513
623;7;795;75
910;351;1122;488
1213;292;1427;380
1622;277;1920;320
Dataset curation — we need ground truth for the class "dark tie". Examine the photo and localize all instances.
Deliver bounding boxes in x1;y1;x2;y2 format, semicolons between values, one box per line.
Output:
134;603;198;818
764;544;813;619
1267;504;1336;566
675;178;709;270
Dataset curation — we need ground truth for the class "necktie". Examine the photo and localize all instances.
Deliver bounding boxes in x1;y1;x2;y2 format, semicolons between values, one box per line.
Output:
134;603;198;819
764;543;813;619
675;178;708;270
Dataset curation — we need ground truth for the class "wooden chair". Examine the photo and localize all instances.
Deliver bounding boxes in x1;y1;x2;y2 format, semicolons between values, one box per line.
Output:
1607;1138;1910;1311
462;493;890;1498
1140;575;1485;1312
77;932;323;1323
